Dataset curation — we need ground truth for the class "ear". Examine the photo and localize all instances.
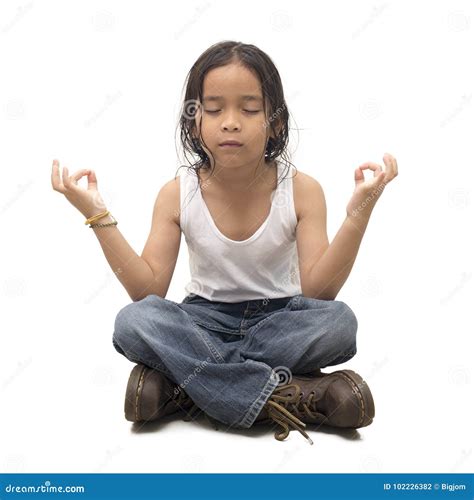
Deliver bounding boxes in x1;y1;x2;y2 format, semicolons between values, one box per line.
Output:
264;96;284;140
268;118;283;140
190;100;202;139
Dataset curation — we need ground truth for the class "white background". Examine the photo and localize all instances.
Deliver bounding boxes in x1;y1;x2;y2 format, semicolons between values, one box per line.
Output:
0;0;472;473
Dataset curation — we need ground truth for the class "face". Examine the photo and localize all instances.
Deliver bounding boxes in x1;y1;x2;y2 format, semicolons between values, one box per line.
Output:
193;62;277;170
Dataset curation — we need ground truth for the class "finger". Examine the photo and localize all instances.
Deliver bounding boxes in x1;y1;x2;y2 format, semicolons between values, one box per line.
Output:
376;170;387;186
387;154;398;177
354;164;380;185
354;167;365;184
51;159;62;191
383;153;397;179
393;156;398;173
382;153;393;168
62;166;83;189
356;163;382;184
70;169;92;183
62;166;75;189
358;162;382;175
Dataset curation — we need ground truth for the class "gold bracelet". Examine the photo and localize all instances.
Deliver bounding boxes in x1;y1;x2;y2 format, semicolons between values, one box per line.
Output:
85;210;109;225
89;214;118;228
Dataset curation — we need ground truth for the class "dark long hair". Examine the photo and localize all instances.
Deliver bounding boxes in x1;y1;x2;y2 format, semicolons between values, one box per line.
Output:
174;40;297;189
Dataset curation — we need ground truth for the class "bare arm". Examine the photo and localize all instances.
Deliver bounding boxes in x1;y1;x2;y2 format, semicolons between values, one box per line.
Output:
51;160;180;302
305;213;371;300
306;153;398;300
89;214;158;302
90;178;181;302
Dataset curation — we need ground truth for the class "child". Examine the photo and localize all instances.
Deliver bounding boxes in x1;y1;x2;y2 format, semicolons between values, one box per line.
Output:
51;40;398;444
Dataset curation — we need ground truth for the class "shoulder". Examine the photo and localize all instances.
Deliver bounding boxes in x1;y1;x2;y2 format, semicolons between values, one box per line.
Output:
291;169;326;223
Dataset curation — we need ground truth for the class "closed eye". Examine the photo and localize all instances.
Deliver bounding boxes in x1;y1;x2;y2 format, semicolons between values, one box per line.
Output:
204;110;261;114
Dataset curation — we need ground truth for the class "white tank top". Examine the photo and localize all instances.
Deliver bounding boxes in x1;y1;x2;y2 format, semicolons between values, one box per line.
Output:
179;160;302;303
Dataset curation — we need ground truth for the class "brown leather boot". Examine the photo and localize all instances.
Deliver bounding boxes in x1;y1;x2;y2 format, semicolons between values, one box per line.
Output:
124;363;194;422
255;369;375;444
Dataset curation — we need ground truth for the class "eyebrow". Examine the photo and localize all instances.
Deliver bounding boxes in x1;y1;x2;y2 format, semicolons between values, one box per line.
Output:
202;95;263;102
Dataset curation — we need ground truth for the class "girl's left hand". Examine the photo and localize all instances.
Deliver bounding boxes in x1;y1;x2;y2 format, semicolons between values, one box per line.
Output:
346;152;398;219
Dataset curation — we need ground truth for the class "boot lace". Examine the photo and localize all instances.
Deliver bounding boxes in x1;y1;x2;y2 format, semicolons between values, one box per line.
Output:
178;382;325;443
264;383;325;445
171;386;193;410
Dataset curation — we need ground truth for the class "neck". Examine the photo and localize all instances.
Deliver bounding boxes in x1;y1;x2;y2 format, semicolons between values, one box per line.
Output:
202;159;277;192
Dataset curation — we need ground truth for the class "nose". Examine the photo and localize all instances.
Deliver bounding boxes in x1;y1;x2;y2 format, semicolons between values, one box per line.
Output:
221;111;241;131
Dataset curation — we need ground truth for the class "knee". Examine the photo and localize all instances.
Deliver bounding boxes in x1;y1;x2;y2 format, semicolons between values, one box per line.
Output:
112;336;126;356
112;301;142;352
330;300;358;351
112;295;166;352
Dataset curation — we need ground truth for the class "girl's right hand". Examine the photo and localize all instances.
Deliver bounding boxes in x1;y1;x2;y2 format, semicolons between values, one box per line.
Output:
51;159;108;219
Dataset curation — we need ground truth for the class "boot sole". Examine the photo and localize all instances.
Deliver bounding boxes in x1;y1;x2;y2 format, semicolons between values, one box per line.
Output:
333;369;375;427
125;364;148;422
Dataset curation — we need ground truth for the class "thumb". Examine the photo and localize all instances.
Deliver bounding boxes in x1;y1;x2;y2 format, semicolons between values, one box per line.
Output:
374;171;387;190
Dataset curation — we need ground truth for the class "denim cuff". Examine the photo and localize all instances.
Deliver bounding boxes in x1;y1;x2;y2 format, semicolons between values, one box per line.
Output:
237;369;280;428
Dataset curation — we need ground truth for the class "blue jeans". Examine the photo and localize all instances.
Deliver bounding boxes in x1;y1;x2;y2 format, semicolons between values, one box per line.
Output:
112;293;358;429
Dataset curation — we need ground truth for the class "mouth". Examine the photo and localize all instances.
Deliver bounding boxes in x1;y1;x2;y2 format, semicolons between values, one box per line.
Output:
219;141;243;147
